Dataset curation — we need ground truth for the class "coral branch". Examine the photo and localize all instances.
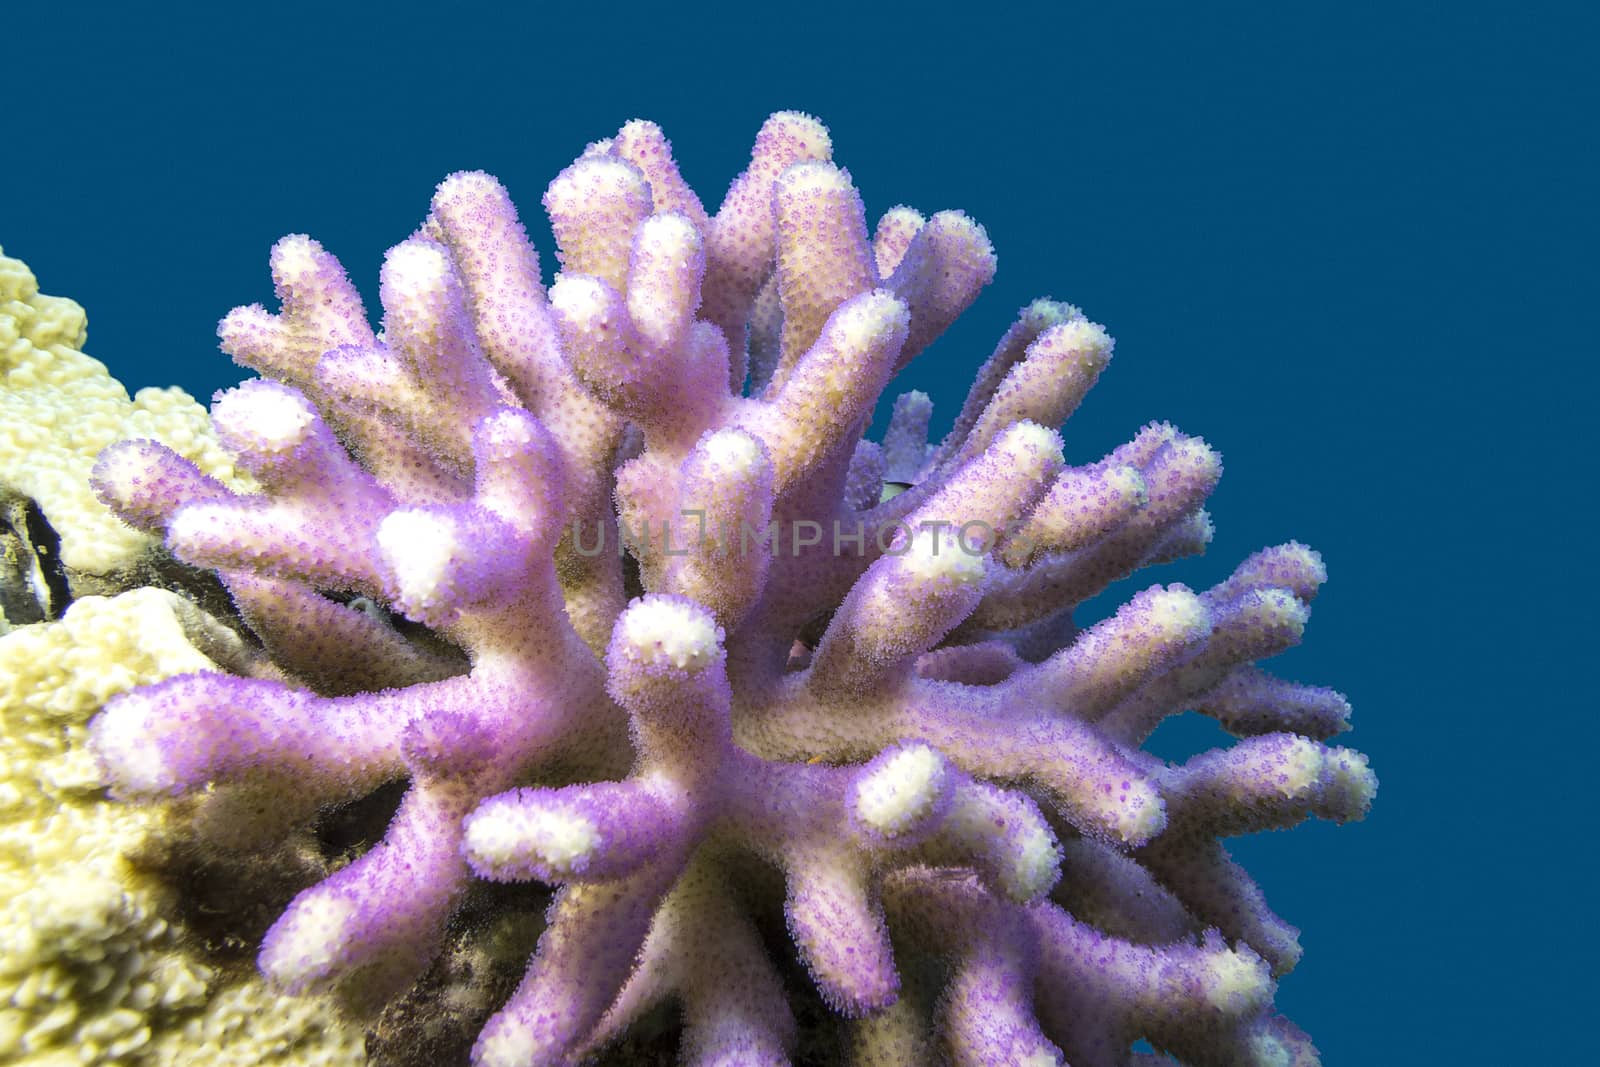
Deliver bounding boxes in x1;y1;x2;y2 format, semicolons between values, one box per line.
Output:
70;111;1374;1067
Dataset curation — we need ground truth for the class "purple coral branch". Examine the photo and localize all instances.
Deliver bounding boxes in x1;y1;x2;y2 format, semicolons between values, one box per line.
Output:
84;112;1375;1067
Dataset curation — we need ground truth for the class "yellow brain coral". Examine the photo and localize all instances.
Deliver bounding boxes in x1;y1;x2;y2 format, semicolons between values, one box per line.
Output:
0;248;250;579
0;588;364;1066
0;589;223;1063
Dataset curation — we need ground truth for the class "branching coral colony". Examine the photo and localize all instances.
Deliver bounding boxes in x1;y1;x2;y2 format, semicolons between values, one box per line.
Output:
83;112;1375;1066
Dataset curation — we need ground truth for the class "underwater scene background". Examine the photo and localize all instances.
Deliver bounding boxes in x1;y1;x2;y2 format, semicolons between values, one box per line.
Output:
4;2;1592;1063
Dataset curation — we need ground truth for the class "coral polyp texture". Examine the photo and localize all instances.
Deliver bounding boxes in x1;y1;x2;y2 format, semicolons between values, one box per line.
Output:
74;112;1374;1066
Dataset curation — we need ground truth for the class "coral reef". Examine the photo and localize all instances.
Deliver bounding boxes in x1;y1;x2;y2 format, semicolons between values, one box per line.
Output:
71;112;1371;1065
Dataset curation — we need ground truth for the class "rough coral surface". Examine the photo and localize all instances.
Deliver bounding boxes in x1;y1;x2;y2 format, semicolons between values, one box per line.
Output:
0;588;364;1066
83;113;1376;1066
0;249;250;589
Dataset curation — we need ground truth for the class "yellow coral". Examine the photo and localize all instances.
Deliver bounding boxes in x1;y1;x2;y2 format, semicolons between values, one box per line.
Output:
0;248;252;576
0;590;362;1066
146;983;365;1067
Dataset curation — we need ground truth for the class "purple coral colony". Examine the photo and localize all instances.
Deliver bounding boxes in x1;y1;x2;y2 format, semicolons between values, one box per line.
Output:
84;112;1375;1066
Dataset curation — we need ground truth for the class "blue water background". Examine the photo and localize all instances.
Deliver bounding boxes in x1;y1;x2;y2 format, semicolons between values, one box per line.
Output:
7;3;1592;1061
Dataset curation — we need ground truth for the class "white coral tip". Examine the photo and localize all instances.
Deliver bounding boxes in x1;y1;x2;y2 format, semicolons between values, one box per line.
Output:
262;892;358;987
621;597;721;671
902;526;986;585
856;744;947;837
90;694;173;794
467;805;600;876
383;239;452;296
212;384;316;452
378;510;460;607
1009;821;1062;900
701;429;763;473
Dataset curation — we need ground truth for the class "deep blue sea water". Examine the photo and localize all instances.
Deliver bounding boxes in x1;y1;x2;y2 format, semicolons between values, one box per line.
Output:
6;2;1592;1061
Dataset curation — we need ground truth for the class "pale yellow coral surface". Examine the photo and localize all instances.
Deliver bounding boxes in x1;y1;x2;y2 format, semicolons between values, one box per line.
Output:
0;580;364;1066
0;247;251;576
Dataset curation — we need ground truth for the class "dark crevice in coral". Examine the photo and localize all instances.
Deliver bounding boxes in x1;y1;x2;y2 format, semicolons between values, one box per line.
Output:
20;498;71;619
313;778;410;863
126;812;330;974
365;879;553;1067
589;1000;682;1066
740;857;854;1067
147;556;254;642
879;926;948;1062
63;543;262;650
796;607;836;652
0;495;48;625
621;548;645;601
322;588;470;668
761;917;857;1065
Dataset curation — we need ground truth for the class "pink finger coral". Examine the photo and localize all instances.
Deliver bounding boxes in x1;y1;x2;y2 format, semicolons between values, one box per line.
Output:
86;112;1374;1066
